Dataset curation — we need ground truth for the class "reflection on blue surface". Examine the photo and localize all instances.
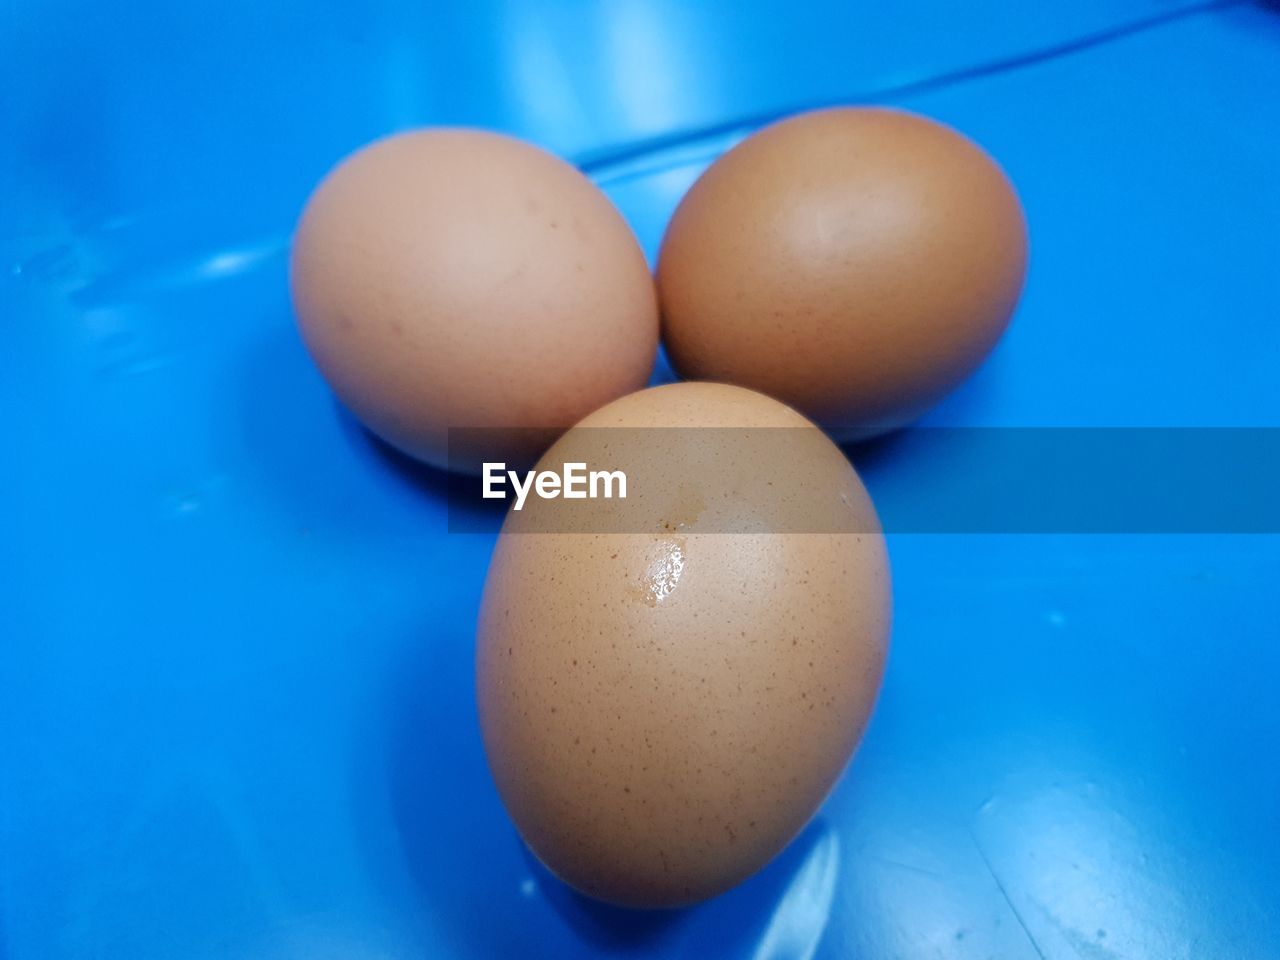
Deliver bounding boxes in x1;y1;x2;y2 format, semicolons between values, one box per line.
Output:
749;826;840;960
2;1;1279;958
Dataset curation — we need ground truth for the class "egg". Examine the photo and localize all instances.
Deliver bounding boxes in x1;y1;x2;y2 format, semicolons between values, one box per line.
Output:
657;107;1028;440
477;382;890;907
291;129;658;472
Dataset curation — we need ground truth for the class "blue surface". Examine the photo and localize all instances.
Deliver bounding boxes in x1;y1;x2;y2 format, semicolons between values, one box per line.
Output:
3;2;1279;958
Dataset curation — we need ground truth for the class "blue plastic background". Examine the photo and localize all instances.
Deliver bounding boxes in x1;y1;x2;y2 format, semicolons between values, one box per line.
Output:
3;2;1279;957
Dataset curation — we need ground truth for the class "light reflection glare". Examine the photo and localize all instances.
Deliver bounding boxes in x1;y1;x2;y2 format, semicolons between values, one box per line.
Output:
977;783;1190;959
751;827;840;960
642;540;685;605
196;240;284;280
600;0;688;134
505;6;589;146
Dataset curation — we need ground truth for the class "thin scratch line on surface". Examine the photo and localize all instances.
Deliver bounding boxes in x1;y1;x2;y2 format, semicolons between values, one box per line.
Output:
970;828;1050;960
872;855;949;881
577;0;1248;186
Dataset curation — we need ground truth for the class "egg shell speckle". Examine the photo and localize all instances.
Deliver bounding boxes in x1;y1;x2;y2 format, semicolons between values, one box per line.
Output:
657;107;1028;440
291;128;658;472
477;383;891;907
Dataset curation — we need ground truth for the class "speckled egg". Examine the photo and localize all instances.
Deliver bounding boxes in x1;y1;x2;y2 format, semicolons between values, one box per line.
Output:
291;129;658;472
657;107;1028;440
476;382;890;907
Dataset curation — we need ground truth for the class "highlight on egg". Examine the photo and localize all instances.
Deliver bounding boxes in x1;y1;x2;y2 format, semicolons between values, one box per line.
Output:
476;382;891;907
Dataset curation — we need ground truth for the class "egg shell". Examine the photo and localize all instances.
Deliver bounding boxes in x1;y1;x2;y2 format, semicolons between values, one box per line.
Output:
477;382;890;907
657;107;1028;440
291;129;658;472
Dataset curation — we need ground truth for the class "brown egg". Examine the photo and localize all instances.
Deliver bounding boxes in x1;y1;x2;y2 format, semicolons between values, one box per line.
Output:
657;107;1028;440
477;382;890;907
291;129;658;472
